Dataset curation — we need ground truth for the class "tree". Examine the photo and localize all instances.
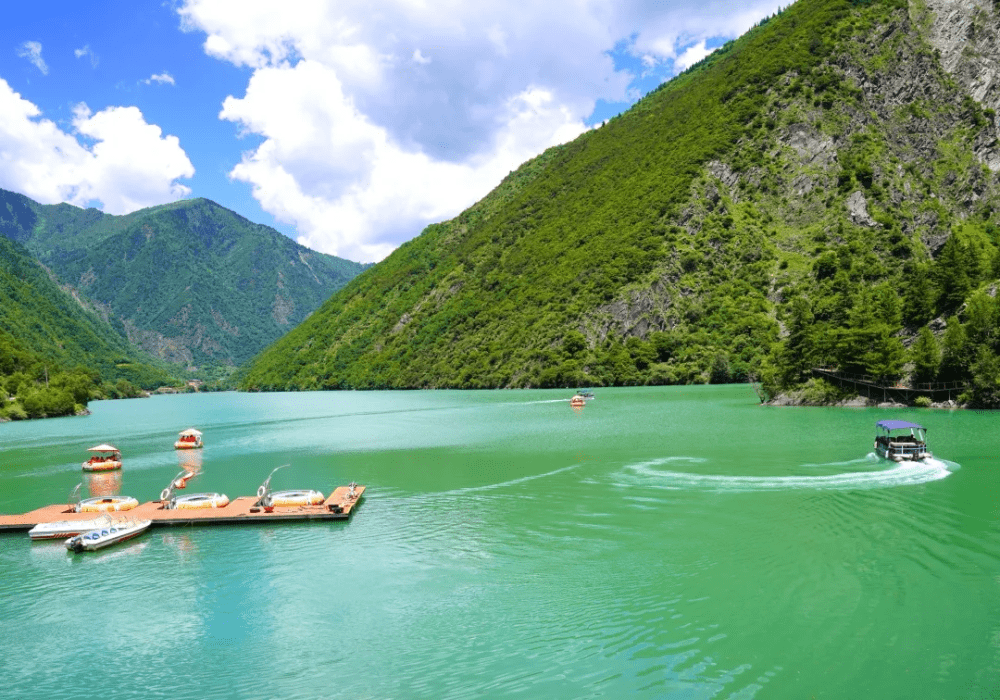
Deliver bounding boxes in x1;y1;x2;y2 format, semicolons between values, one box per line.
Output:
909;326;940;384
939;319;968;381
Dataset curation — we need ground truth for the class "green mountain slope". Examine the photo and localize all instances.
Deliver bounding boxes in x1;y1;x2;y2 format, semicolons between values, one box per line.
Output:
243;0;1000;404
0;235;174;418
0;192;368;367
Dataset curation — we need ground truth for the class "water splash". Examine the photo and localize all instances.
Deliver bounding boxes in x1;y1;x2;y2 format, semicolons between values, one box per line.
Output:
621;455;954;492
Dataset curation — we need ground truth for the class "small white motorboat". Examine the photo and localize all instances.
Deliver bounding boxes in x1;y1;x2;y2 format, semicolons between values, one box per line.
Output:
65;519;151;553
29;516;111;541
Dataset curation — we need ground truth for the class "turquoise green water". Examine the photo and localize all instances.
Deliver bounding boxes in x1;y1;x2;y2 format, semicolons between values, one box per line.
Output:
1;386;998;699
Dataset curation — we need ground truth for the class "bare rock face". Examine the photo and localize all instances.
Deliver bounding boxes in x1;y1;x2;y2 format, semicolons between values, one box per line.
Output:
921;0;1000;169
846;190;876;227
922;0;1000;111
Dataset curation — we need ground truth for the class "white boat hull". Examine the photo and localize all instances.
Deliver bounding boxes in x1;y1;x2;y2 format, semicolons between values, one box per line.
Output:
29;517;111;541
66;520;151;552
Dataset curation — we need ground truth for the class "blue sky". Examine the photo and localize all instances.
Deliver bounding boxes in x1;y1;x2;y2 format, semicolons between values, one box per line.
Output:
2;1;781;262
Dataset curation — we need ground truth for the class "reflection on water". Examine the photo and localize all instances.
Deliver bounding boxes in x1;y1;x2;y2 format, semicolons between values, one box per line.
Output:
84;470;122;497
177;449;203;475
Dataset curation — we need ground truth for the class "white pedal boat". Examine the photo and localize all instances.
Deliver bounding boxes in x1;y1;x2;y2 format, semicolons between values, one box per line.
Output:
77;496;139;513
29;516;112;541
65;519;151;552
159;471;229;510
255;465;325;509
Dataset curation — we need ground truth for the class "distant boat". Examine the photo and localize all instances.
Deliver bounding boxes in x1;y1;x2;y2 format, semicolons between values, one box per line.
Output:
174;428;203;449
29;516;112;541
577;389;595;400
874;420;932;462
65;519;151;553
570;394;586;407
82;444;122;472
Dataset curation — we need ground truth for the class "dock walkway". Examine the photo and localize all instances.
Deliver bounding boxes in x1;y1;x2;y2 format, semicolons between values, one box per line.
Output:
0;485;365;533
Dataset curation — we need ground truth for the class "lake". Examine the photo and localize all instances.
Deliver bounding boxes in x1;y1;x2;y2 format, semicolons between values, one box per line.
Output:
1;386;998;699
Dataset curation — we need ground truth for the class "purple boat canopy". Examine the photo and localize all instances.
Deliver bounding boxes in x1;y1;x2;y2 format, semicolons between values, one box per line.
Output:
876;420;925;431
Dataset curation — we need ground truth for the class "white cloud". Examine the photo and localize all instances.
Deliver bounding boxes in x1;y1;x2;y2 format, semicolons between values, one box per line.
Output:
144;72;176;85
17;41;48;75
674;40;713;72
74;44;99;67
178;0;783;262
0;78;194;214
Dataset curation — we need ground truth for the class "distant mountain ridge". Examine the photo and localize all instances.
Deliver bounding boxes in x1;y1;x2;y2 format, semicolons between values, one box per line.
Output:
0;191;367;367
241;0;1000;407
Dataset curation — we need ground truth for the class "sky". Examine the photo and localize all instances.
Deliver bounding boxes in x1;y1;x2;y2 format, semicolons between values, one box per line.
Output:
1;0;783;263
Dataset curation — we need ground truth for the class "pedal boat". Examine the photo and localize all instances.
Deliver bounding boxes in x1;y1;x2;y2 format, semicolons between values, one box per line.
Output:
82;444;122;472
874;420;932;462
159;471;229;510
174;428;203;449
65;519;151;553
29;516;111;541
255;465;325;509
77;496;139;513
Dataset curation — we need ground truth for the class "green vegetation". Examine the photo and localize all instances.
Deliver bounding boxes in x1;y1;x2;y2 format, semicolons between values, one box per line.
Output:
0;192;367;367
0;236;173;420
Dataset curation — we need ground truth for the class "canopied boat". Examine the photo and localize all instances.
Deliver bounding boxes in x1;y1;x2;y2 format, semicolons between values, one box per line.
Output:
570;394;586;407
255;465;325;509
874;420;932;462
159;471;229;510
82;444;122;472
29;516;111;541
65;519;151;552
174;428;203;449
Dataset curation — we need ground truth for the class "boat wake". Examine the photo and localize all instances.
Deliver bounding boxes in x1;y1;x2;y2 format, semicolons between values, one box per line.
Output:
619;455;955;492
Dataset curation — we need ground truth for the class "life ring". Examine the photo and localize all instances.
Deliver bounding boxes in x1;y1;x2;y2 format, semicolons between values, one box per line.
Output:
160;488;171;501
257;485;266;498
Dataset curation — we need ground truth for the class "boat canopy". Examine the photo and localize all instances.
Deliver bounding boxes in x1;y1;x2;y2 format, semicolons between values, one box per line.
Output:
876;420;925;431
178;428;203;437
87;444;119;452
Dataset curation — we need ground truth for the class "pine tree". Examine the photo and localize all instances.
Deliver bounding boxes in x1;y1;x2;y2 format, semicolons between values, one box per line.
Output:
910;326;940;384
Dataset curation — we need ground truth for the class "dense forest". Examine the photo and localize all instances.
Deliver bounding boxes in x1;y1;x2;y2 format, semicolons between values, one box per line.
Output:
240;0;1000;407
0;236;175;420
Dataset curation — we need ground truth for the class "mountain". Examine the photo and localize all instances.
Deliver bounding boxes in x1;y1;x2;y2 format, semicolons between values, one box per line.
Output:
241;0;999;406
0;234;175;418
0;192;368;367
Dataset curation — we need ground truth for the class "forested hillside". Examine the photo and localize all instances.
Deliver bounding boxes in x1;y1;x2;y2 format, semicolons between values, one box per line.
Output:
0;192;367;367
0;236;174;419
237;0;999;407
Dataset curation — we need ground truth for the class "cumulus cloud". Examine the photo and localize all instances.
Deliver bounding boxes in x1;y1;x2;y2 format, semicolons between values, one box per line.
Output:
17;41;48;75
144;72;176;85
674;40;713;72
178;0;781;261
0;78;194;214
74;45;99;67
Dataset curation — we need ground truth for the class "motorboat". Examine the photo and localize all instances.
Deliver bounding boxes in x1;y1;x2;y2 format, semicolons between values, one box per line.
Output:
29;516;111;541
874;420;932;462
577;389;595;400
159;470;229;510
570;394;586;407
174;428;204;449
76;496;139;513
255;465;325;509
82;444;122;472
65;519;151;553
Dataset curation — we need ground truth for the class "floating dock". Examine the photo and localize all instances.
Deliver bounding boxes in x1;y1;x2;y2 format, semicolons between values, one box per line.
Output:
0;485;365;533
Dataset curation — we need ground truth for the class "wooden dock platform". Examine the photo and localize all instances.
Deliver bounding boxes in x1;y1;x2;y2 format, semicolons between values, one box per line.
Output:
0;485;365;533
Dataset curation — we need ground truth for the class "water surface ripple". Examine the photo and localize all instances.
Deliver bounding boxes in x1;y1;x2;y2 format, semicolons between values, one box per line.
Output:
1;387;997;699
